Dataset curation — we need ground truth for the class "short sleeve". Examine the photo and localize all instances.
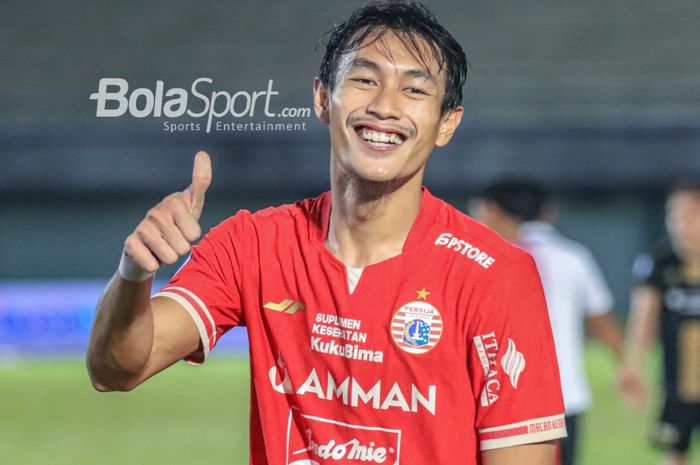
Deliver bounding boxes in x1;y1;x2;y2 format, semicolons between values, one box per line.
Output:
578;250;614;317
153;210;255;364
467;252;566;451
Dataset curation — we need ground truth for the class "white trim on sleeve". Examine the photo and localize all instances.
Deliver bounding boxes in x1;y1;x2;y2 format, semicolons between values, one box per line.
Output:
166;286;218;343
153;290;211;363
479;414;567;451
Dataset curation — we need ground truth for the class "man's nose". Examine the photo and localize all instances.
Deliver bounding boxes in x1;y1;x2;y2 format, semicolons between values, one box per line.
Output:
366;85;402;120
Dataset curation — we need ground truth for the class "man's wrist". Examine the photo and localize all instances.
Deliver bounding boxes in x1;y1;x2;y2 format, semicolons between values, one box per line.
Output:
118;250;155;283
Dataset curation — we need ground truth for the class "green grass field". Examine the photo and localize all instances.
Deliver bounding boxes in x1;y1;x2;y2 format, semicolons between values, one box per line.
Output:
0;345;695;464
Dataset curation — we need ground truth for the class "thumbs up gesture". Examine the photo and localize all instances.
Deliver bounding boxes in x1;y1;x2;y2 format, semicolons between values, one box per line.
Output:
123;151;212;274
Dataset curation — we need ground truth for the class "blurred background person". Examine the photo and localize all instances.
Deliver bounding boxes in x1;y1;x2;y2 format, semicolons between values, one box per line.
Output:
472;179;625;465
621;181;700;465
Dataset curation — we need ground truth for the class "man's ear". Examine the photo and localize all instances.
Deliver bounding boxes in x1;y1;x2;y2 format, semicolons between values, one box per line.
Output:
435;106;464;147
313;77;330;125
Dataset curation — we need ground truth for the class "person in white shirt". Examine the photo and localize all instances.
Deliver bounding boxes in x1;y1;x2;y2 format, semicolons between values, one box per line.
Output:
471;179;625;465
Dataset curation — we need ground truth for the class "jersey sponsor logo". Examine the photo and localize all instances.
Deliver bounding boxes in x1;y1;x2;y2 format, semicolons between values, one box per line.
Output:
313;313;367;342
390;300;442;354
474;333;526;406
269;352;294;394
264;298;306;315
310;337;384;363
311;313;382;363
528;416;566;433
500;338;525;388
269;357;437;415
473;332;501;407
286;410;401;465
433;232;496;269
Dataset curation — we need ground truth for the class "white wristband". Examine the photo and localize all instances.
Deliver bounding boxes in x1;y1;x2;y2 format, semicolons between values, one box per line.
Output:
118;250;155;283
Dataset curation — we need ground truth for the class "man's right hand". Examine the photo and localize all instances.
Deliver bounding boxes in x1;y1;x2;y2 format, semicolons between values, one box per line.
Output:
124;151;212;273
88;151;212;391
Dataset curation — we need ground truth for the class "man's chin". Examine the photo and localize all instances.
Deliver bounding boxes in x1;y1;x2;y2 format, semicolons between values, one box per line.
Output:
349;166;398;184
341;168;417;200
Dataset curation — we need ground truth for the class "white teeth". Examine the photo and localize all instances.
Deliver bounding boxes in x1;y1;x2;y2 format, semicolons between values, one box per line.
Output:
360;128;403;145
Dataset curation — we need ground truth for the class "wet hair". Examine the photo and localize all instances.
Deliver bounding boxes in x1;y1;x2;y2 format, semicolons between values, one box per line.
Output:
318;1;468;115
479;180;548;222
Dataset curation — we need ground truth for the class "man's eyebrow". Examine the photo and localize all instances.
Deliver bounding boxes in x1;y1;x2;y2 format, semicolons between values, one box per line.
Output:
349;57;437;85
405;68;437;85
349;57;380;72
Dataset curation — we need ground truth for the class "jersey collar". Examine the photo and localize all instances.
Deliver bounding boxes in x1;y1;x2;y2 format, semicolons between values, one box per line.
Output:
311;186;443;254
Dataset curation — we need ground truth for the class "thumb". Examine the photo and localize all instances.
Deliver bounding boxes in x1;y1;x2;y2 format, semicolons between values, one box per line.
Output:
183;150;212;220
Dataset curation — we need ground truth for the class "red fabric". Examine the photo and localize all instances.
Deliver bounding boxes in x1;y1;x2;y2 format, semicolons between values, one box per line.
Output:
158;188;566;464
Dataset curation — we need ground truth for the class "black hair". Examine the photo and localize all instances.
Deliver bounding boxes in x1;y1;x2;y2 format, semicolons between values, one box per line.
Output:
318;0;468;115
479;180;549;222
668;178;700;199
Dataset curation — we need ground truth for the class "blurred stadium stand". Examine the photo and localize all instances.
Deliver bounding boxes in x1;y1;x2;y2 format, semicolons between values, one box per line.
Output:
1;0;700;353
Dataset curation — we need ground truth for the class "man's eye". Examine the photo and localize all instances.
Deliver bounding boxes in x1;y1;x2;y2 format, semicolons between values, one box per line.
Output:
351;78;375;85
406;87;427;95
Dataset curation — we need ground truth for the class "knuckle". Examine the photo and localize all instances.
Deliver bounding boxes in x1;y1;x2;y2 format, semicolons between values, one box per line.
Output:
123;237;159;273
124;234;138;252
146;208;163;224
167;194;190;214
163;194;180;209
135;224;154;242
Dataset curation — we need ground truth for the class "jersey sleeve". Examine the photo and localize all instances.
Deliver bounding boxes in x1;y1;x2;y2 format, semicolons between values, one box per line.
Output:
578;249;614;317
153;210;255;364
467;252;566;451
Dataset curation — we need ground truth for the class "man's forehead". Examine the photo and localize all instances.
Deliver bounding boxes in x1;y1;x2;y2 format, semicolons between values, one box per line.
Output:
339;30;444;79
668;192;700;212
670;191;700;203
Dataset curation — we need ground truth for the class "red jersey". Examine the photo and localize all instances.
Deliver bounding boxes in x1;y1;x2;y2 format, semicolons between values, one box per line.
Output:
155;188;566;464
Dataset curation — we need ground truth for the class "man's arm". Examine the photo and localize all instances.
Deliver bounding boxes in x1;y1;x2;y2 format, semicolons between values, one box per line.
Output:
86;151;212;392
87;277;201;391
586;311;625;364
618;285;662;406
482;441;557;465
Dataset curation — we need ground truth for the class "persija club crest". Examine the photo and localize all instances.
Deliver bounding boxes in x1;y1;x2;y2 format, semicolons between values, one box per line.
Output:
390;300;443;354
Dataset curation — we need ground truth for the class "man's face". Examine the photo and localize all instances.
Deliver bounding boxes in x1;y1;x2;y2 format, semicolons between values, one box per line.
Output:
314;31;462;186
667;191;700;257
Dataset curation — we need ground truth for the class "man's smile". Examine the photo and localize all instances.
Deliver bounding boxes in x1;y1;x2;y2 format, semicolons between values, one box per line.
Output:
351;121;409;152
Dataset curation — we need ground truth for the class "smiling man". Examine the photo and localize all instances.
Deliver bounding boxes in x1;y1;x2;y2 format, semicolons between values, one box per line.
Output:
87;2;566;464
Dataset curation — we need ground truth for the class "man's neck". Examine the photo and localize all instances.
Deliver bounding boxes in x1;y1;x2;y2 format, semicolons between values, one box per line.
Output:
326;176;423;268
